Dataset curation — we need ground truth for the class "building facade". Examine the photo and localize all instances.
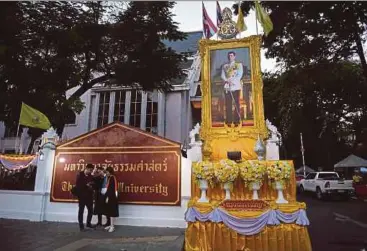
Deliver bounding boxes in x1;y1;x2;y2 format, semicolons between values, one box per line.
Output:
0;31;203;153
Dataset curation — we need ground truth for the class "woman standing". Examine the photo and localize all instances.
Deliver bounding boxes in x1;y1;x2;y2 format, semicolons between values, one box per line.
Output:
102;166;119;232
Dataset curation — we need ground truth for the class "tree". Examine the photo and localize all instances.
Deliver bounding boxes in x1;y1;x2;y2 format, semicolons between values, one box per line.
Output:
234;2;367;80
0;1;186;138
263;61;367;168
233;2;367;165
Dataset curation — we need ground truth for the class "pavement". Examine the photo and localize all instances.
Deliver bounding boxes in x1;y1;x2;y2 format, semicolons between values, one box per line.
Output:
0;219;185;251
1;195;367;251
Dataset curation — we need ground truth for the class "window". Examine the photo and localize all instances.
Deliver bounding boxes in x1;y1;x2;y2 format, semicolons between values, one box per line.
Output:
318;173;339;180
306;173;316;180
88;95;96;131
129;90;142;128
146;92;158;134
114;91;126;122
97;92;110;128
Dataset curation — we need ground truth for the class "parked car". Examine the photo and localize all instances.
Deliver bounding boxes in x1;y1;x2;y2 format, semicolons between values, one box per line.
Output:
299;172;354;200
296;174;305;189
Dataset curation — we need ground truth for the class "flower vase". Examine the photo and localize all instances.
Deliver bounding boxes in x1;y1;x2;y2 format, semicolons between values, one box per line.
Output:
275;181;288;204
223;182;232;200
198;179;209;203
251;182;261;200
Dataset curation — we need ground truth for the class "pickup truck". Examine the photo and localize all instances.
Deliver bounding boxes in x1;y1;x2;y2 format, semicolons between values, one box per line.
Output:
299;172;354;200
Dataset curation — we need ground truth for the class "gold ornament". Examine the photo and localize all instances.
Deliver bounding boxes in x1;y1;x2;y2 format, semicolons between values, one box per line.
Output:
218;7;238;39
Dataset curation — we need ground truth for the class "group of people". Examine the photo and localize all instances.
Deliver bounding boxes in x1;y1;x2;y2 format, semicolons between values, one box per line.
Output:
74;164;119;232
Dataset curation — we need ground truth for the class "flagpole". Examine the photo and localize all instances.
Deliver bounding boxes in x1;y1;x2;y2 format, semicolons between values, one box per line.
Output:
216;1;219;41
238;1;242;39
202;1;206;39
255;2;259;35
300;133;306;177
15;120;20;154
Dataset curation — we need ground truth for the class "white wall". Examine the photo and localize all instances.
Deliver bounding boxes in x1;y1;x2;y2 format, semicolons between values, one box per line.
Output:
165;92;183;143
0;156;192;228
0;191;45;221
62;87;189;145
62;88;91;141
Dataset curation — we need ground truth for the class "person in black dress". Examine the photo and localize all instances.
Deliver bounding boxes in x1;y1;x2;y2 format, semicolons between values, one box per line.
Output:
75;164;95;231
102;166;119;232
91;166;105;227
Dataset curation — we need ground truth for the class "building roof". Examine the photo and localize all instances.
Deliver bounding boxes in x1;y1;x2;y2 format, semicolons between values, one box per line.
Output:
334;154;367;168
162;31;202;55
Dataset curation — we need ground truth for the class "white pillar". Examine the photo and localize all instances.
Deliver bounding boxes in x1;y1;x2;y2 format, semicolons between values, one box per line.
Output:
181;156;192;198
34;127;59;221
187;141;203;162
35;127;59;193
108;91;116;123
157;91;165;137
124;91;131;125
140;92;148;130
34;142;56;193
265;139;280;160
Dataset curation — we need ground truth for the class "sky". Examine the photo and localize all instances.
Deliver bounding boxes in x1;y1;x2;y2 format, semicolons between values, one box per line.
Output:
171;1;277;72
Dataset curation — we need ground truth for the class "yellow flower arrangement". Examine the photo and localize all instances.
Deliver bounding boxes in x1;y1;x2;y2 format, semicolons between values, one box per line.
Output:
266;161;292;185
192;160;216;187
239;160;266;187
214;159;239;184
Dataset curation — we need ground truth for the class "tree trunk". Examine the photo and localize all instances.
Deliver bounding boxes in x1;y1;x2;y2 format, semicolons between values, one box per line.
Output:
354;30;367;83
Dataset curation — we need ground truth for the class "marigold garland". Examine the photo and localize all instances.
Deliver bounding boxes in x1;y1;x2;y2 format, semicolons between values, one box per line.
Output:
214;159;239;184
192;160;216;187
239;160;266;187
266;161;292;186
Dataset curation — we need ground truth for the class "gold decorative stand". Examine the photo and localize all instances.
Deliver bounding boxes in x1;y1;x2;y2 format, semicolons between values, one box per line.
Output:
183;19;312;251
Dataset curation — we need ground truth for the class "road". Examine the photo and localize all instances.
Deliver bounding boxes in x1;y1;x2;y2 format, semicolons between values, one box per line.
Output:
0;195;366;251
298;193;367;251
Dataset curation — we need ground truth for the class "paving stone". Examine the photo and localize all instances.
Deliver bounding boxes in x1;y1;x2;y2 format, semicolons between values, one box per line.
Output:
0;218;185;251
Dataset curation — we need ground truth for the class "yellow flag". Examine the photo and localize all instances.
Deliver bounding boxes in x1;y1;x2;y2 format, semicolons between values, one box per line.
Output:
19;102;51;130
236;3;247;32
255;1;273;36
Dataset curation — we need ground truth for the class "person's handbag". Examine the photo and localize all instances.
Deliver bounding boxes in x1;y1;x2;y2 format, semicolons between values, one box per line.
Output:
71;185;79;197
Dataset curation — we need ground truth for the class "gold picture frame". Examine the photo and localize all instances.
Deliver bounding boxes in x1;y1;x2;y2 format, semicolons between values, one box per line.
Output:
199;35;268;145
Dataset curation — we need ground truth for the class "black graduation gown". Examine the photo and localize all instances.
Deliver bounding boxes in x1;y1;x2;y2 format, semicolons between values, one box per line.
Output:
92;176;104;215
103;175;119;217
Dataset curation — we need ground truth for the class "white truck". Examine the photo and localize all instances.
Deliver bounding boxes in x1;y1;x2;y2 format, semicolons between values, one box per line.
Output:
299;172;354;200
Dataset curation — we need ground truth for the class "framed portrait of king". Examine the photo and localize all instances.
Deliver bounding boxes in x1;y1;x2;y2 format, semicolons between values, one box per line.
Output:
199;35;267;140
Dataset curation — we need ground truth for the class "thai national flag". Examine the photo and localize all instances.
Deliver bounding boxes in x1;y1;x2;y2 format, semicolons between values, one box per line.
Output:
216;1;223;27
202;2;217;39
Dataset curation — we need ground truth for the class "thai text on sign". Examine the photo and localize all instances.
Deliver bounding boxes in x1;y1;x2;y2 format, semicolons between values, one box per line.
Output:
51;151;181;205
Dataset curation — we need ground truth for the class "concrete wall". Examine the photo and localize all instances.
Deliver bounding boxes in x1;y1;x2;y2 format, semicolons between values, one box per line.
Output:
0;153;192;228
0;191;45;221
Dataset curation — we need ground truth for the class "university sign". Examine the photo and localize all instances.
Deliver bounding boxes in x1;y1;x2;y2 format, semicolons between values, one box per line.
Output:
50;122;181;206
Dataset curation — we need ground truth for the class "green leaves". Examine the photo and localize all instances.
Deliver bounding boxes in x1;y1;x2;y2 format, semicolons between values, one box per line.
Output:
263;61;367;167
0;1;186;132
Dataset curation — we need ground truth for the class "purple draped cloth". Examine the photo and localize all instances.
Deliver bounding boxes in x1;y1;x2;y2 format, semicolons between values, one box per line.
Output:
185;207;310;236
